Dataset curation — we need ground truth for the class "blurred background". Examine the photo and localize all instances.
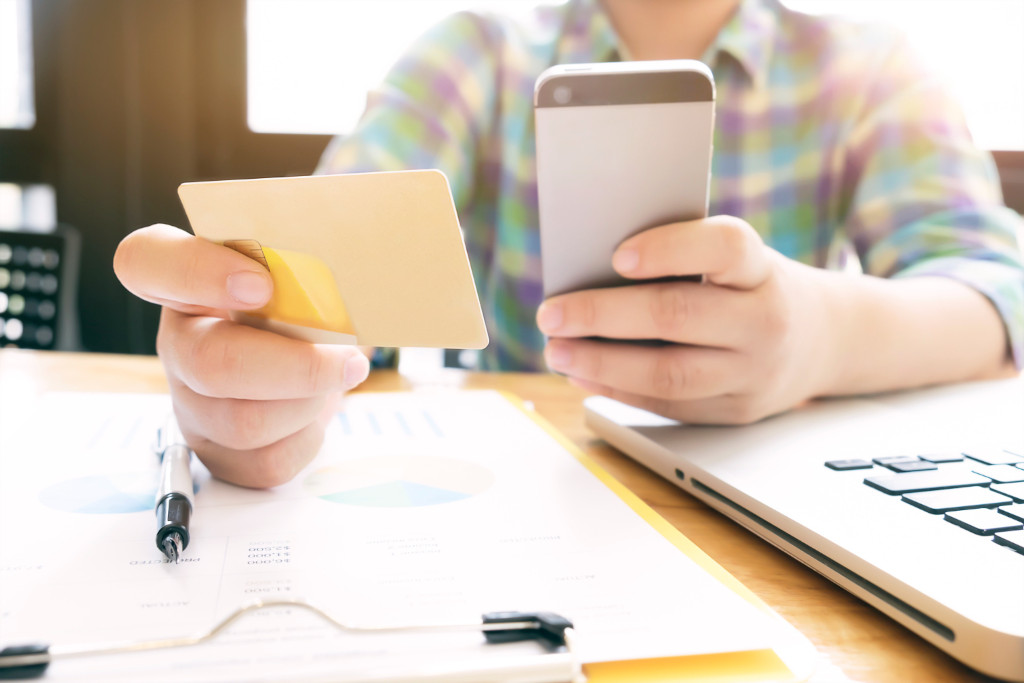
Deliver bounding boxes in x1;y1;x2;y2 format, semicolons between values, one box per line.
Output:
0;0;1021;358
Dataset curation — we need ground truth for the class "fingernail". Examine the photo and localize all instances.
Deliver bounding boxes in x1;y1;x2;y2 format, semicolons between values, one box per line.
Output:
567;376;600;393
537;302;563;332
613;247;639;274
545;343;571;371
343;353;370;388
226;271;272;305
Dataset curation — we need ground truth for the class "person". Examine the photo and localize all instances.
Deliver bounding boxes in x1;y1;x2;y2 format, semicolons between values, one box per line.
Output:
114;0;1024;489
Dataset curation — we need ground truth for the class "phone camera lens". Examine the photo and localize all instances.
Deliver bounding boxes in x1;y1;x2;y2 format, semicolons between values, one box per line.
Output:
553;85;572;105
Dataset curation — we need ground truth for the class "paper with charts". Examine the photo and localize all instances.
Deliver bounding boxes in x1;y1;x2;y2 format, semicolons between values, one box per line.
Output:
0;390;780;681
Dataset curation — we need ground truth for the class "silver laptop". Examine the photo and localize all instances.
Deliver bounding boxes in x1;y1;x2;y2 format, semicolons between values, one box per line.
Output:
584;377;1024;681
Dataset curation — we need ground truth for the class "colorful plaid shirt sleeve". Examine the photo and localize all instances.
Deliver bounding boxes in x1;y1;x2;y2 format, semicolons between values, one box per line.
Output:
836;29;1024;367
317;0;1024;371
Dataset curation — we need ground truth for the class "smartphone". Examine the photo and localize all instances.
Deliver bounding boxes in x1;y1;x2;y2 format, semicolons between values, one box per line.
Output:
534;60;715;298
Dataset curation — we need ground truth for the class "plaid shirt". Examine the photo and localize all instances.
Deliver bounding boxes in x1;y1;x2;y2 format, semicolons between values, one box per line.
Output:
318;0;1024;371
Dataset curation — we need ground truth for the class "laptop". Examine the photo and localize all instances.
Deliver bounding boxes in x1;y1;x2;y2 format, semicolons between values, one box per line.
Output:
584;376;1024;681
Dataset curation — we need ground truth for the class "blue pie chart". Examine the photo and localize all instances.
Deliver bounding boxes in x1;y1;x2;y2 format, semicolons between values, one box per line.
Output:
39;472;193;514
305;456;493;508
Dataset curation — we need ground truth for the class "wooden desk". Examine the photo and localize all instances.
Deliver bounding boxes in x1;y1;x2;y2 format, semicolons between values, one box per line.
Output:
0;349;995;683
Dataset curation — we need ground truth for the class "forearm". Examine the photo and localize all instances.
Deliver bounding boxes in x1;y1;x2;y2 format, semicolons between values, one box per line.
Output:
817;272;1017;397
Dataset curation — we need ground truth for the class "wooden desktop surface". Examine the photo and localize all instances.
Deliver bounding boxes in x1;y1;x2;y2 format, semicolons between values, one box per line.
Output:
0;349;995;683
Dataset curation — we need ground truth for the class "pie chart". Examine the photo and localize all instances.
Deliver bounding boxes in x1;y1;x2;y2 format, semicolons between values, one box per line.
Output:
38;472;160;514
304;456;494;508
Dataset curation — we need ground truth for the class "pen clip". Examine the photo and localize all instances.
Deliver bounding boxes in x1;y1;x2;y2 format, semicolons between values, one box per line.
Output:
155;416;190;462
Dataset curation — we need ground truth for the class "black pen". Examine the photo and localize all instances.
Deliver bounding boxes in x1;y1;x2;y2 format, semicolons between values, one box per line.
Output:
154;417;195;563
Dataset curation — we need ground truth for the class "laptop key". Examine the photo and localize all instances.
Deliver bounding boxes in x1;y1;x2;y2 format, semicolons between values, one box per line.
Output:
918;452;964;463
998;504;1024;523
902;487;1012;514
824;459;873;471
991;482;1024;502
888;460;937;473
864;470;989;495
944;508;1024;535
964;449;1024;466
973;464;1024;483
993;530;1024;554
872;455;919;467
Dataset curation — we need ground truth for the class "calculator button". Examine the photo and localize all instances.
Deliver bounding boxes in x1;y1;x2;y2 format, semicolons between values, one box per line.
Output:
824;459;873;471
973;464;1024;484
37;300;55;320
34;326;53;347
3;318;23;341
944;508;1024;535
864;470;989;495
902;487;1011;514
39;274;58;295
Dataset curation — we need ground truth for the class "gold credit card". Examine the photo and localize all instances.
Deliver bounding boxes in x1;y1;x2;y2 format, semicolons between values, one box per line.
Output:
179;171;488;349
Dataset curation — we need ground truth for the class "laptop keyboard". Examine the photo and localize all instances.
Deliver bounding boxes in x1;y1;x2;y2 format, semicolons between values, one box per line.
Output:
825;449;1024;554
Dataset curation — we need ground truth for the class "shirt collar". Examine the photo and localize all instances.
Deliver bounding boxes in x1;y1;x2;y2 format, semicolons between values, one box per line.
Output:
558;0;623;64
702;0;777;89
563;0;778;88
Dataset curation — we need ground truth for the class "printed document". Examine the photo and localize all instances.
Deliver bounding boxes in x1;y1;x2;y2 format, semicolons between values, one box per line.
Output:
0;390;776;681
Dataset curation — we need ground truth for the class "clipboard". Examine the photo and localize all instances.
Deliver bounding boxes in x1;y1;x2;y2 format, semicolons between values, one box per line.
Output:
0;390;817;682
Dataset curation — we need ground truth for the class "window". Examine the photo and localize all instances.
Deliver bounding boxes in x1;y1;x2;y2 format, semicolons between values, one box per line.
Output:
246;0;532;135
0;0;35;130
783;0;1024;151
248;0;1024;151
0;183;55;232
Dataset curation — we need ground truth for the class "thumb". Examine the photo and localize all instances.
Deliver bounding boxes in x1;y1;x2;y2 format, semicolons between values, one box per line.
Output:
114;224;273;315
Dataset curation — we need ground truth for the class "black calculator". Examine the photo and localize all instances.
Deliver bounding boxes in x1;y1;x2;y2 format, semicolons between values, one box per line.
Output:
0;230;68;350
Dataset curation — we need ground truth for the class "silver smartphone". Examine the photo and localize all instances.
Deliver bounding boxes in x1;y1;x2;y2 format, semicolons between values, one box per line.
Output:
534;60;715;298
